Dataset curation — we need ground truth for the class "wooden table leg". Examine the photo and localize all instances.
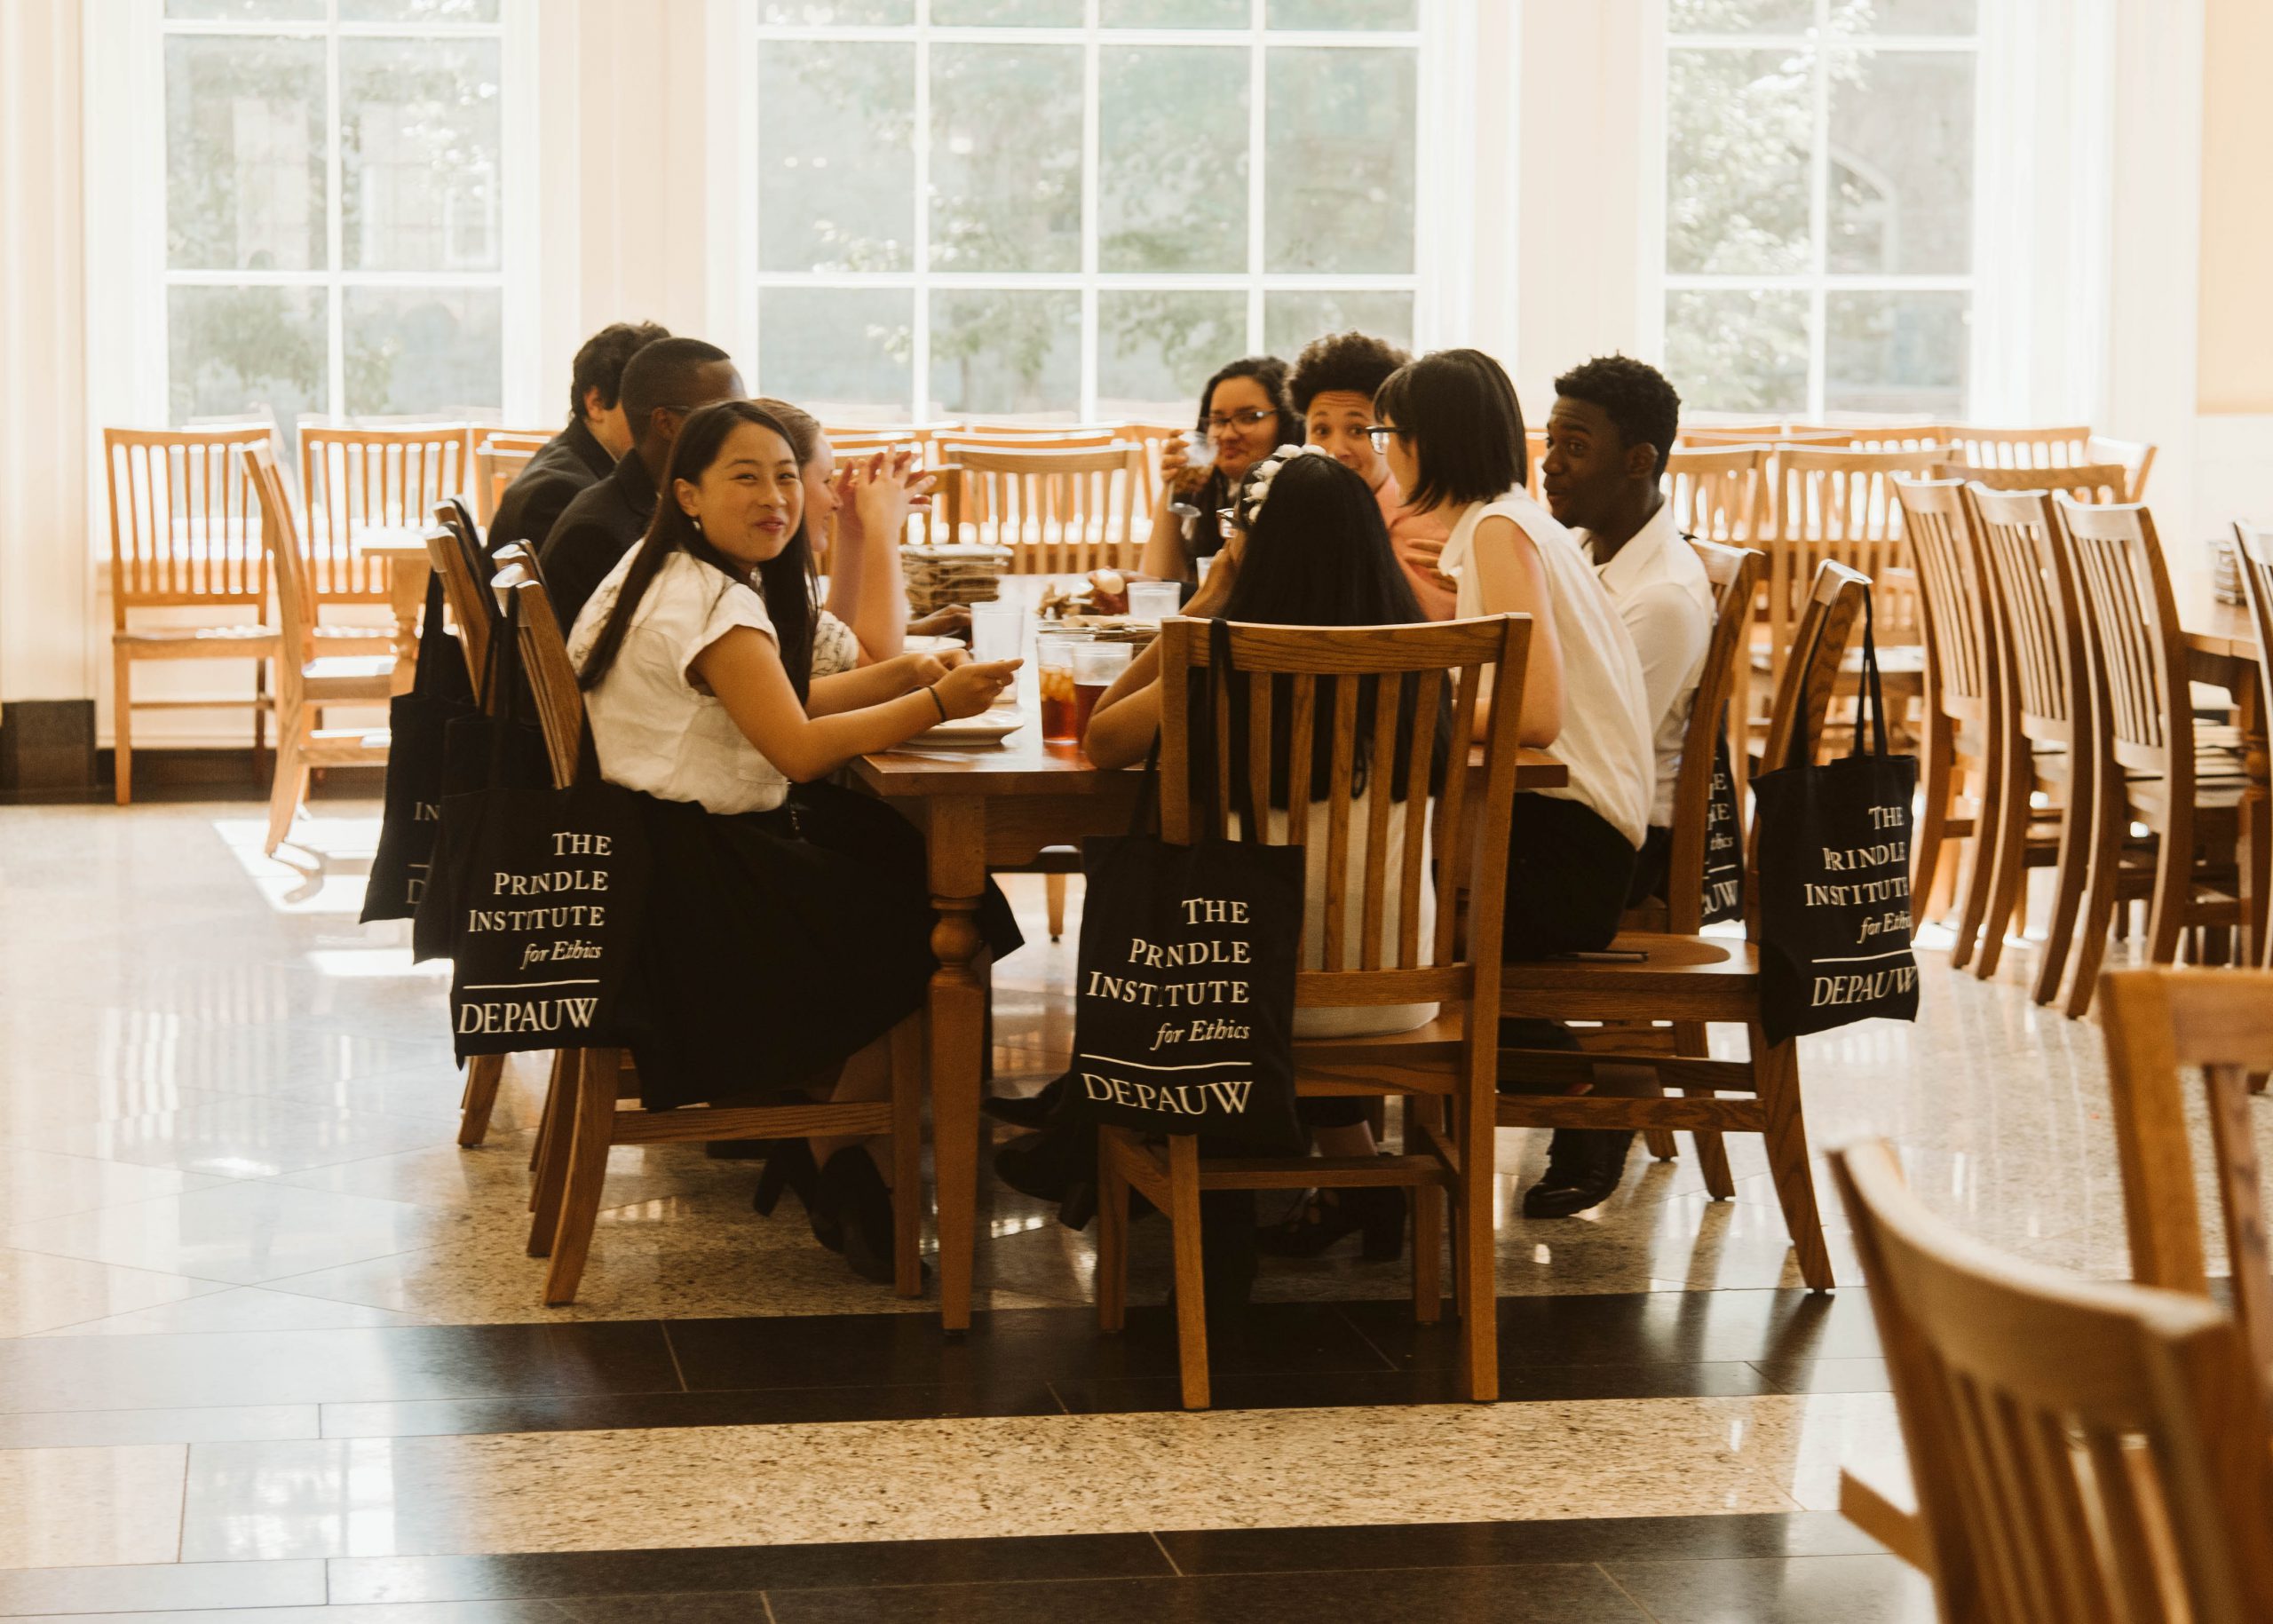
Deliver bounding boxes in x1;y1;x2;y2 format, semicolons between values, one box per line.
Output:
387;558;424;694
925;796;989;1333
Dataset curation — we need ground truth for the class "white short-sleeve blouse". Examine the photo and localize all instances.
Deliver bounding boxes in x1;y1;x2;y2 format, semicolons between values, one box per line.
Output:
566;549;792;815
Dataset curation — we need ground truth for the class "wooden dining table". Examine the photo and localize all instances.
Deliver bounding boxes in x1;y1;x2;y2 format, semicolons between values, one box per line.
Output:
2176;570;2270;958
350;526;436;693
851;628;1569;1334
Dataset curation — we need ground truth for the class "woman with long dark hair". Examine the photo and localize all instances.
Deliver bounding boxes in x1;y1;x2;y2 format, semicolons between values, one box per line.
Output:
566;400;1022;1282
1066;448;1447;1277
1137;354;1294;584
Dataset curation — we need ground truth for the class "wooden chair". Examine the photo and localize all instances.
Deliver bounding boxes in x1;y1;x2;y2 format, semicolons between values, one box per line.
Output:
2237;523;2273;967
425;503;494;688
243;445;393;856
1496;561;1874;1296
1678;421;1789;445
101;426;285;804
1663;445;1765;543
1830;1137;2273;1624
1939;424;2094;469
1523;428;1548;496
1932;460;2131;503
1762;446;1942;670
1966;484;2104;1000
936;443;1148;573
1892;478;2003;960
300;424;473;609
472;431;552;526
2089;435;2158;502
1818;421;1950;455
2056;496;2248;1014
1624;540;1764;1179
497;566;926;1305
2101;966;2273;1383
1095;612;1535;1408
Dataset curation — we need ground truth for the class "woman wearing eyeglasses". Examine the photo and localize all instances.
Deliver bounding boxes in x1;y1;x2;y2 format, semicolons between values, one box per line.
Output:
1138;355;1294;584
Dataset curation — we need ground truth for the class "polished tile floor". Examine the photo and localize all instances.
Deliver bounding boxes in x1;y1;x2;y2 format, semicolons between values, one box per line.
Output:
0;798;2247;1620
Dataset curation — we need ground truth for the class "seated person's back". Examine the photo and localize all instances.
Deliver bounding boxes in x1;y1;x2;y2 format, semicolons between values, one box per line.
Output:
490;320;667;554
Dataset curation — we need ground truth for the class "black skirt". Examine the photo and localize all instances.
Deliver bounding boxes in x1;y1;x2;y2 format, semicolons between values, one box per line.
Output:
626;784;1024;1112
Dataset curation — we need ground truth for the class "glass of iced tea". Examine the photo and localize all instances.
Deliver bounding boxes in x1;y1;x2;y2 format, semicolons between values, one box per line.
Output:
1038;632;1084;742
1071;640;1133;747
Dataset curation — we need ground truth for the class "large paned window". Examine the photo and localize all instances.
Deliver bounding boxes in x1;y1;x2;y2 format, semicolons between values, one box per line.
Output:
750;1;1422;424
159;0;509;444
1660;0;1979;419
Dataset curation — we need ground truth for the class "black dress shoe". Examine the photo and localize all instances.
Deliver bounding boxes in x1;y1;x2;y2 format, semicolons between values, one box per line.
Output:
752;1139;822;1225
1521;1129;1635;1217
981;1078;1064;1130
816;1146;920;1285
1257;1179;1405;1261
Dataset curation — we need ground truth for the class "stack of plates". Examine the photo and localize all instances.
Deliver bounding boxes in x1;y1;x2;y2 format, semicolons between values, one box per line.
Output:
905;544;1011;616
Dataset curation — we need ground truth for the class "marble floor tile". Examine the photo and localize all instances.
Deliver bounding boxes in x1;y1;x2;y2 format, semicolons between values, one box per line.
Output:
0;1555;327;1615
0;1248;225;1339
0;1404;321;1450
0;1444;186;1568
0;1146;224;1230
174;1397;1813;1562
6;1181;476;1287
28;1285;420;1338
273;1134;698;1217
4;1095;443;1181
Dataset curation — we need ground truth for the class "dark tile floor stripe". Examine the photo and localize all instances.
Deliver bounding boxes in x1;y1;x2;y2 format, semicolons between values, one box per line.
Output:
0;1293;1888;1438
326;1534;1175;1606
1154;1510;1887;1573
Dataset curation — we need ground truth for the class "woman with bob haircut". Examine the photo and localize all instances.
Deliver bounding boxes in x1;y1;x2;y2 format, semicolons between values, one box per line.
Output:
567;400;1023;1282
1370;348;1656;1218
1138;354;1295;584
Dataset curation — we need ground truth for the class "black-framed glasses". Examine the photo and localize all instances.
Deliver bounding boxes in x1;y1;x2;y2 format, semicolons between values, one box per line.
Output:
1204;408;1279;433
1364;424;1404;454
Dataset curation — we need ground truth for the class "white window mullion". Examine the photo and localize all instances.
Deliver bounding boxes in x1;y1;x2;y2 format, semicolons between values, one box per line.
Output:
912;3;933;422
1246;0;1267;354
1804;0;1832;419
323;0;347;423
1079;0;1101;421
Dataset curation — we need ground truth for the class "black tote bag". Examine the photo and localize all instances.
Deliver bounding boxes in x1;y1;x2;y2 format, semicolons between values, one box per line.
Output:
410;592;553;963
362;571;475;923
1752;593;1921;1045
1063;626;1306;1152
418;594;653;1056
1699;730;1745;928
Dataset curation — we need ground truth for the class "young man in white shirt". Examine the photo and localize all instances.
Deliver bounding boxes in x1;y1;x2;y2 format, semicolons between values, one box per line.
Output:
1525;355;1713;1218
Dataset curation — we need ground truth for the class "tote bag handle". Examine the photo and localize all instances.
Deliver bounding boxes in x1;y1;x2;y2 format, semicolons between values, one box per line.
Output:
1783;586;1890;773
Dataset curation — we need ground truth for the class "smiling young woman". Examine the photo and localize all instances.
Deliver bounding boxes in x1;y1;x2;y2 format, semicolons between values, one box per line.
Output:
565;401;1025;1284
1138;355;1294;585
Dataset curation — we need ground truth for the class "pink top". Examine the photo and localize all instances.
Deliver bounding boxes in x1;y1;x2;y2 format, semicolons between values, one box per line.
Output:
1374;471;1456;621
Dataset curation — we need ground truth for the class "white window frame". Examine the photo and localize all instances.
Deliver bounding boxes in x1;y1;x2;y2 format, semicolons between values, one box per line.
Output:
83;0;542;469
1641;0;1986;421
715;0;1430;423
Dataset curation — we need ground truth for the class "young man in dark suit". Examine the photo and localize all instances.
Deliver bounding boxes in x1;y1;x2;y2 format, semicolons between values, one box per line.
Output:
488;321;669;555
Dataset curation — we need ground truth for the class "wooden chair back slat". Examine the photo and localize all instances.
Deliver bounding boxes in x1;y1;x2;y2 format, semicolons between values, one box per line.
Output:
1156;616;1531;988
1658;541;1763;931
497;567;584;790
1933;461;2130;504
938;444;1146;573
2098;967;2273;1382
1833;1137;2273;1624
424;502;494;687
242;445;313;717
473;431;551;526
1941;424;2095;469
2055;497;2189;785
300;424;473;603
1663;445;1765;543
1893;477;1995;720
103;426;276;616
1763;447;1944;664
1968;484;2086;742
1757;559;1873;777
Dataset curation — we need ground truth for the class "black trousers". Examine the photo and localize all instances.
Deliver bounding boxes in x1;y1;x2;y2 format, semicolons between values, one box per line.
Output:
1627;824;1674;909
1503;792;1640;961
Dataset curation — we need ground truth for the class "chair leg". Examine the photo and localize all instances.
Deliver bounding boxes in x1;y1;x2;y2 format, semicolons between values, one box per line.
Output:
1754;1023;1833;1291
264;704;310;856
112;650;134;806
1911;713;1955;924
543;1049;620;1306
1951;742;2008;970
1408;1095;1443;1327
2034;760;2095;1005
1097;1128;1129;1334
252;657;270;782
457;1054;506;1148
891;1012;925;1299
528;1050;564;1180
1968;742;2030;978
2142;806;2193;970
1044;873;1068;942
1167;1133;1210;1410
1675;1019;1736;1200
2063;772;2130;1020
1643;1129;1678;1161
527;1050;577;1253
1455;1086;1499;1402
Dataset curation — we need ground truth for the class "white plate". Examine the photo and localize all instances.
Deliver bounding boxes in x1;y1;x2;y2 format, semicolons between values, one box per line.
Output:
918;709;1025;745
905;634;962;655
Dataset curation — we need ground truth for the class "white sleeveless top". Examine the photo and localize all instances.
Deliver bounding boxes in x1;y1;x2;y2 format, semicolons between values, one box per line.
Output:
1439;489;1656;848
